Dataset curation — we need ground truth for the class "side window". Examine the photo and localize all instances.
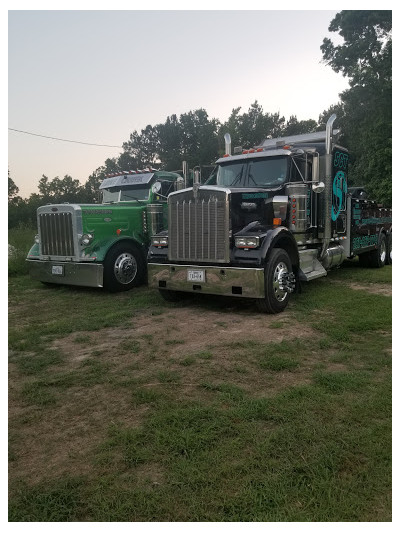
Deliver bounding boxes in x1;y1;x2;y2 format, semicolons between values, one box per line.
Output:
289;158;308;182
290;159;302;182
161;181;173;197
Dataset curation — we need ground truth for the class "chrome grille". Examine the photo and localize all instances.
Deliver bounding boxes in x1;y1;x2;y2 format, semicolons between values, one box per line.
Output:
168;188;229;263
39;212;75;257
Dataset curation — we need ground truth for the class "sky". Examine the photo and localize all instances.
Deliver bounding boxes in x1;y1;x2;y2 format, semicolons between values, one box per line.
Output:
7;8;351;199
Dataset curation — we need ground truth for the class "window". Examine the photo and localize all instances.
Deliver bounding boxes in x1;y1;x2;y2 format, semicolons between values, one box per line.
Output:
247;157;288;187
102;186;150;203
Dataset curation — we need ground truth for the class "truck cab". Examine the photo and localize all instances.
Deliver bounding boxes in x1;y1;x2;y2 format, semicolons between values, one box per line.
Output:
27;169;183;291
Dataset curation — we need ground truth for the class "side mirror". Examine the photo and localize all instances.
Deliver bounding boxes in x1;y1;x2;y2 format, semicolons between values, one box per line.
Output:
175;177;184;190
312;182;325;194
151;182;161;194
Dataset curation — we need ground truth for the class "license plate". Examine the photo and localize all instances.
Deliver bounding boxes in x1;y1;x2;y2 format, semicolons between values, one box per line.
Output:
187;269;205;282
52;265;64;276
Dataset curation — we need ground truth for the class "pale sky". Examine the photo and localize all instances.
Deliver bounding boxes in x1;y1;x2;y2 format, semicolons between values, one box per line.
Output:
8;8;350;199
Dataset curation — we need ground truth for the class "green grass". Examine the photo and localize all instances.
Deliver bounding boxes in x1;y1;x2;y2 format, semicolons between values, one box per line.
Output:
8;225;36;276
8;262;392;521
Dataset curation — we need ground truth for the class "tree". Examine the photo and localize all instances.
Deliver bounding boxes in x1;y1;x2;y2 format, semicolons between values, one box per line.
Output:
321;10;392;204
179;109;220;169
220;102;286;150
122;125;159;169
282;116;318;136
81;168;106;204
8;172;20;203
37;174;83;204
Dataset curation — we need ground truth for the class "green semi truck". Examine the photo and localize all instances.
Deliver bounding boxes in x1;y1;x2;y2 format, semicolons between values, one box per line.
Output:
26;169;183;291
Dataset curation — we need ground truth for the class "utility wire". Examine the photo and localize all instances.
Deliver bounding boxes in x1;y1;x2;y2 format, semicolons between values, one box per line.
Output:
8;128;121;148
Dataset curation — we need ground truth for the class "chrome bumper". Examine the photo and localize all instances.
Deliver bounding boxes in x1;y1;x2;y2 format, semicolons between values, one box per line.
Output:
148;262;265;298
27;259;104;288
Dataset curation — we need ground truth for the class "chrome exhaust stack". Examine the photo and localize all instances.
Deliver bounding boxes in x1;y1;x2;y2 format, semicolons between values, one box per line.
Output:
182;161;188;188
320;114;336;260
224;133;232;156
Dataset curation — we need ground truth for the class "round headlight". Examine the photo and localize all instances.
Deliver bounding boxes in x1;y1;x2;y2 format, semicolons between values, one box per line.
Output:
81;233;94;246
34;234;40;244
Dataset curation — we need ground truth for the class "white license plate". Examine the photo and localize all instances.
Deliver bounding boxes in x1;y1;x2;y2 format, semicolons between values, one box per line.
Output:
51;265;64;276
187;269;205;282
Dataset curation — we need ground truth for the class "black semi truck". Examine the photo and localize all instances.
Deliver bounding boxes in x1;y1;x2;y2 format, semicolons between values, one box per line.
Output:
147;115;392;313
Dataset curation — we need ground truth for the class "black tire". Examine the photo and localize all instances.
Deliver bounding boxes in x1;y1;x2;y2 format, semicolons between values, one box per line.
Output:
103;243;145;292
385;233;392;265
368;232;386;268
256;248;293;314
358;253;371;267
158;289;183;302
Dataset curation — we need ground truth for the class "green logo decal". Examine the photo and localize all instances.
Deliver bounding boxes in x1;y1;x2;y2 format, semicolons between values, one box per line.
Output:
242;193;268;200
331;171;347;221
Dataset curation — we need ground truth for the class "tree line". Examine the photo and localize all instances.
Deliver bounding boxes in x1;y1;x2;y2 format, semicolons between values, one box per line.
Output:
8;10;392;228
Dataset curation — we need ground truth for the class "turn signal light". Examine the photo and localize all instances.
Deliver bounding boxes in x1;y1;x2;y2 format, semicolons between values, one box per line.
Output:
273;218;282;226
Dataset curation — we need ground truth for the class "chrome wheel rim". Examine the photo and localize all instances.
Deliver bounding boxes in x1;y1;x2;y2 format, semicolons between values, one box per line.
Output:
273;261;289;302
380;240;386;264
114;252;137;284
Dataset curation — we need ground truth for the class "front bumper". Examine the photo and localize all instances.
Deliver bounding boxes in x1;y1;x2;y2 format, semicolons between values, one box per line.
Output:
148;262;265;299
27;259;104;288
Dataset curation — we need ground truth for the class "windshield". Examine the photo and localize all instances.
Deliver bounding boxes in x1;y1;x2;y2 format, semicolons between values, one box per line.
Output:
102;186;150;203
209;156;288;188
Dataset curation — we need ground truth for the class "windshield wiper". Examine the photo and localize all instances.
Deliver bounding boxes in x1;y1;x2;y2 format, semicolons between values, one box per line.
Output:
230;167;244;187
248;173;257;186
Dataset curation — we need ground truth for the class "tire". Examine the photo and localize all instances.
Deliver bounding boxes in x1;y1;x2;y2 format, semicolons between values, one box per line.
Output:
358;253;371;267
158;289;184;302
103;243;145;292
368;233;386;268
256;248;293;314
385;233;392;265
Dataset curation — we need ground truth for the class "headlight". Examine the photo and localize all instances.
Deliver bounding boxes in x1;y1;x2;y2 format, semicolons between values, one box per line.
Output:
34;234;40;244
81;233;94;246
152;236;168;247
235;236;260;249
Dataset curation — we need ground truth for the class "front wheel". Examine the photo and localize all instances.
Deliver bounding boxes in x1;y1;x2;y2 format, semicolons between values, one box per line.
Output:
103;243;145;292
256;248;294;314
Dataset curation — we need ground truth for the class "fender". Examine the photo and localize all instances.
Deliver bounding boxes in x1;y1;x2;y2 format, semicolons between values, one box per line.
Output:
259;227;300;271
90;236;147;263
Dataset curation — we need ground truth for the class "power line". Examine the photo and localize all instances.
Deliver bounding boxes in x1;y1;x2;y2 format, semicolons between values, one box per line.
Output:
8;128;122;148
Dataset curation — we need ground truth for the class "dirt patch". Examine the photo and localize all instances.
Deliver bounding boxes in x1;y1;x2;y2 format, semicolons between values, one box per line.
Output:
9;306;317;487
51;307;314;365
330;280;392;297
347;283;392;297
48;306;317;399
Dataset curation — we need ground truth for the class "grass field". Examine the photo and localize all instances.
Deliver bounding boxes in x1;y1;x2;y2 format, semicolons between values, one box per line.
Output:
8;247;392;521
